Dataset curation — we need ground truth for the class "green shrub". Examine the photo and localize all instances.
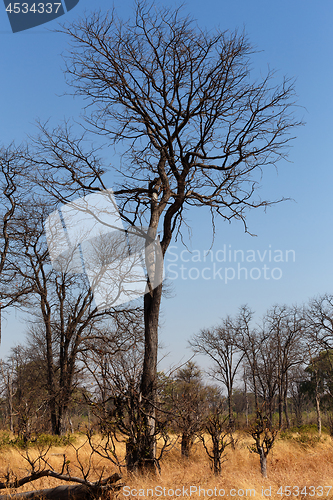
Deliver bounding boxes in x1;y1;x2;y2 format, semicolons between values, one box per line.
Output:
0;432;75;449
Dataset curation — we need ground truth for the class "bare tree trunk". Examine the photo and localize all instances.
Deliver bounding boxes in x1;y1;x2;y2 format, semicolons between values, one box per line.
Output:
228;391;234;431
284;398;290;429
212;438;221;476
244;369;249;427
0;485;92;500
127;282;162;473
181;432;192;459
69;416;74;434
0;480;121;500
0;474;122;500
284;374;290;429
316;391;322;436
260;450;267;478
278;394;283;429
7;372;13;433
295;406;303;427
314;369;322;437
0;362;14;433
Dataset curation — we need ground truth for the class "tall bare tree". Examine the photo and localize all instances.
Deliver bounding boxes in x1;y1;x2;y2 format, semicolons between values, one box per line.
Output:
0;145;34;329
23;1;301;470
306;294;333;351
168;361;209;459
262;305;304;428
6;193;142;435
190;319;244;430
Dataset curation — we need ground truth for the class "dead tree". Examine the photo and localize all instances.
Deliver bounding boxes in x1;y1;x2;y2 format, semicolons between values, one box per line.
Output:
262;305;305;429
81;336;173;473
23;0;301;471
200;402;233;476
0;145;35;331
249;411;277;478
190;319;244;431
0;443;122;500
0;475;122;500
0;359;14;432
6;193;143;436
161;362;209;459
0;145;20;290
235;306;263;412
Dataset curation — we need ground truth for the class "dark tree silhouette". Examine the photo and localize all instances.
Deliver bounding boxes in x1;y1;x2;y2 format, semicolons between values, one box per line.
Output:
22;1;301;471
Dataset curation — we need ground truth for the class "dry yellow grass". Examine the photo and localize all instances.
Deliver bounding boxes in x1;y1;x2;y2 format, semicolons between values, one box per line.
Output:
1;432;333;499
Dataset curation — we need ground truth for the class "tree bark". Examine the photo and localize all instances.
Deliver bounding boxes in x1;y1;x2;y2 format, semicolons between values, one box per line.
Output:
212;437;221;476
181;432;192;459
0;474;122;500
278;394;283;430
228;391;234;431
314;369;322;436
244;369;249;427
284;397;290;429
126;281;163;473
260;451;267;479
316;391;322;436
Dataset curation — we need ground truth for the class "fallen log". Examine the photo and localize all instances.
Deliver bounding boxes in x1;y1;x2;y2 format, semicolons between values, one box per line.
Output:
0;473;122;500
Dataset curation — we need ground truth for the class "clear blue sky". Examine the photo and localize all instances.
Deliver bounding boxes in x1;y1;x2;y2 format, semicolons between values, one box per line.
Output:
1;0;333;370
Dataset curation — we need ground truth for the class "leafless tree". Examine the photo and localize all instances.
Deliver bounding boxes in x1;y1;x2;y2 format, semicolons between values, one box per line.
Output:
262;305;305;428
190;318;244;430
0;444;122;500
0;358;15;432
81;329;174;473
245;306;305;429
302;295;333;434
0;345;49;438
235;305;305;428
166;361;210;459
234;306;263;411
289;366;309;427
0;145;35;336
0;146;23;285
6;193;142;436
306;294;333;351
248;410;277;479
21;1;301;470
199;396;233;476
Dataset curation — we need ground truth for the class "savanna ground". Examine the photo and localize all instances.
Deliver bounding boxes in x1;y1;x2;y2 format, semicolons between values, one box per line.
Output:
0;428;332;499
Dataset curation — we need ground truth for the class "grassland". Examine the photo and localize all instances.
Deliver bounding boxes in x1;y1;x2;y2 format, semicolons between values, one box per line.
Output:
0;429;333;499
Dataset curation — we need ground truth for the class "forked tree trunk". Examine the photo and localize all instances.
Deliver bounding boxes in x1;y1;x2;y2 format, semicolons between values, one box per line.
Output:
212;436;222;476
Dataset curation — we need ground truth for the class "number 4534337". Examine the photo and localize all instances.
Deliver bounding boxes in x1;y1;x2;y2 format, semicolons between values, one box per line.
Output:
276;486;332;496
5;3;62;14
